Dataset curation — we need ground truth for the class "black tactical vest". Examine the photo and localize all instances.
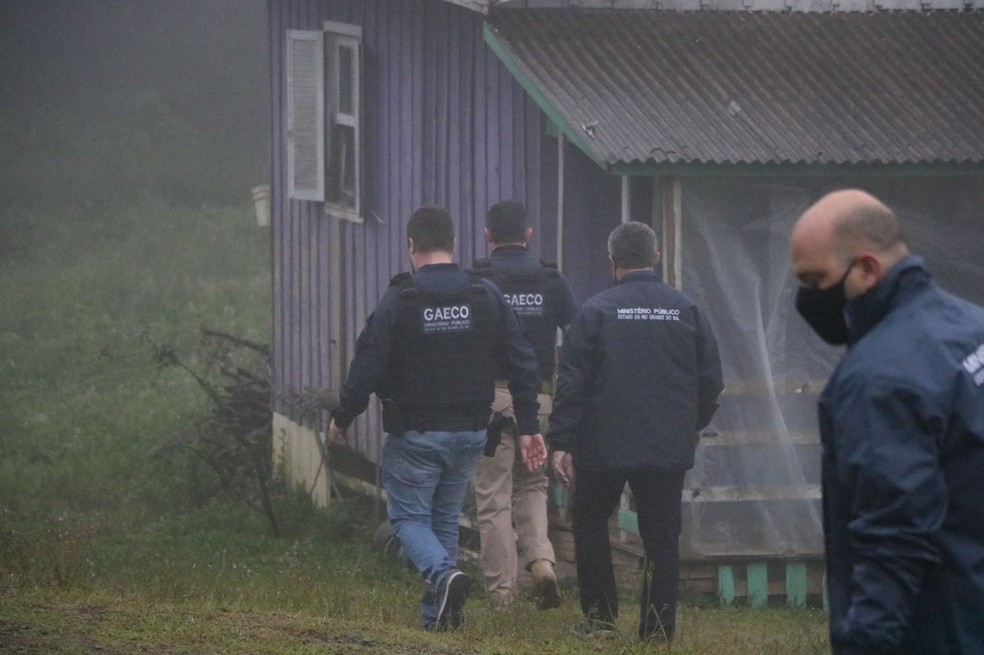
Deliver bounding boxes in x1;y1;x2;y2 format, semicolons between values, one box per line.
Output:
472;258;564;383
388;272;497;431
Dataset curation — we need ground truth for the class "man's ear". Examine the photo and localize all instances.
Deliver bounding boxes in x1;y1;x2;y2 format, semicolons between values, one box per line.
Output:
484;228;492;244
524;227;533;244
856;252;883;289
653;251;662;267
408;237;416;255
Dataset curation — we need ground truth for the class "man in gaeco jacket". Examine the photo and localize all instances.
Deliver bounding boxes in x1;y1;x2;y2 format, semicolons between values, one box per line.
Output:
547;221;723;643
470;200;579;610
327;205;546;632
790;189;984;654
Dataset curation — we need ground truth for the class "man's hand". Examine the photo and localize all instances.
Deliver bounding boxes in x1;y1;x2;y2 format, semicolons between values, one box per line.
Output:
519;433;547;472
551;450;574;488
327;419;347;446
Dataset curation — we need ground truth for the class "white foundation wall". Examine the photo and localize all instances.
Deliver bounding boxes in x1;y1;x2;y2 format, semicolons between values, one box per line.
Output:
273;412;331;508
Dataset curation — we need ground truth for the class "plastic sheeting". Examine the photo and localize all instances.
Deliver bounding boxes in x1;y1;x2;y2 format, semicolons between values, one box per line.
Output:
675;176;984;559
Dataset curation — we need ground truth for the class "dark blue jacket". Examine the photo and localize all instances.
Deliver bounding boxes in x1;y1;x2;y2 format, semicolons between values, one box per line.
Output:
547;270;723;471
332;263;543;435
819;256;984;655
472;245;579;382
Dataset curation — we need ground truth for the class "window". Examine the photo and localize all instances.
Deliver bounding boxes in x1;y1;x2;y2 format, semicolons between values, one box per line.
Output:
286;22;363;222
286;30;324;201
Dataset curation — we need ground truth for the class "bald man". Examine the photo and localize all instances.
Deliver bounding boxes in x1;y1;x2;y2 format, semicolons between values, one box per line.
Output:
790;189;984;655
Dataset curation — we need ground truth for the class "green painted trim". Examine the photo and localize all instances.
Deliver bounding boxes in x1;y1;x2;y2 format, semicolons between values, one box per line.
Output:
747;563;769;609
785;562;808;609
617;508;639;534
483;23;606;169
551;482;566;509
718;565;736;607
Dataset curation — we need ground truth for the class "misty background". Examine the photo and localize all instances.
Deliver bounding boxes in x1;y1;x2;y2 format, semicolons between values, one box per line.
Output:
0;0;270;208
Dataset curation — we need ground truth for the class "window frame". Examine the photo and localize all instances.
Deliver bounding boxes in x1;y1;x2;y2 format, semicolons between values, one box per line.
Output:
284;23;364;223
324;20;364;224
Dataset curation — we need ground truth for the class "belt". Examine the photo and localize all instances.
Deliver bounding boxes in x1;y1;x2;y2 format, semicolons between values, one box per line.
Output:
404;414;488;433
494;379;554;395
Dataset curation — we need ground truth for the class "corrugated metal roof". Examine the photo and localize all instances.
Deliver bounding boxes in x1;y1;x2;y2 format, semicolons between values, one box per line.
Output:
485;9;984;170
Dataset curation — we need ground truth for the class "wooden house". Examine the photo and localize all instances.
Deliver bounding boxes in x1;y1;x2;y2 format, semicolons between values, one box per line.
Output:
267;0;984;604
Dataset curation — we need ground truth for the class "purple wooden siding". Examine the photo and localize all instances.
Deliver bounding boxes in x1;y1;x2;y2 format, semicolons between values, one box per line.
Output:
270;0;552;465
561;143;622;303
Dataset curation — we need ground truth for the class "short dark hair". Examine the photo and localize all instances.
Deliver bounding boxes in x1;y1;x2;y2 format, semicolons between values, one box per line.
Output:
608;222;658;269
406;205;455;253
486;201;527;244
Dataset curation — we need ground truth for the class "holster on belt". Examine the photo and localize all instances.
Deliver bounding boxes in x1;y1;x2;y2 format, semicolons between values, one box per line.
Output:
484;410;515;457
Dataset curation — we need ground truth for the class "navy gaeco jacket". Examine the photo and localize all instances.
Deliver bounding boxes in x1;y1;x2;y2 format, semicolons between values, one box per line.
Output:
819;256;984;655
331;263;542;436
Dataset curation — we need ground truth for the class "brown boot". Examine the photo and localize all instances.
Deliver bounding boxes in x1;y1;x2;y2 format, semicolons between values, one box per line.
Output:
530;559;561;610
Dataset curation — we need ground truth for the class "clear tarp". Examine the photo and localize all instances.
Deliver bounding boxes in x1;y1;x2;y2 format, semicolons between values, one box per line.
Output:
676;176;984;559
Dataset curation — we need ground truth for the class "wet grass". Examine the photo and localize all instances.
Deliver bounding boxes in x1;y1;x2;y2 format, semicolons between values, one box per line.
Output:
0;199;830;654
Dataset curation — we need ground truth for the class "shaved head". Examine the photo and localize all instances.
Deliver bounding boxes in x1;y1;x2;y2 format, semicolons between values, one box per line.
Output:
790;189;909;296
793;189;905;259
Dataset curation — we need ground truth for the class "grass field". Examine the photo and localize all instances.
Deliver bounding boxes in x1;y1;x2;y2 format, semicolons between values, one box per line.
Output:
0;199;831;654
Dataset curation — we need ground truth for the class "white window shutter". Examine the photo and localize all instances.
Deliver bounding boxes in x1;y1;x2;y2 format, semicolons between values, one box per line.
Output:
286;30;324;201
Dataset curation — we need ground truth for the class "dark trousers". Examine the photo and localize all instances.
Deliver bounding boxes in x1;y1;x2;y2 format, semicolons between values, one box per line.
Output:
571;468;686;641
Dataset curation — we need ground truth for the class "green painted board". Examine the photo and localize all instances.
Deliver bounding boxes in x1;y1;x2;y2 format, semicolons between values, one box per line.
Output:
551;483;566;508
786;562;807;608
617;508;639;534
718;565;735;607
747;562;768;608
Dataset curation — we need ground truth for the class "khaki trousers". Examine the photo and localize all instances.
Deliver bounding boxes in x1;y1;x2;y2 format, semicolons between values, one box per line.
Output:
473;387;556;600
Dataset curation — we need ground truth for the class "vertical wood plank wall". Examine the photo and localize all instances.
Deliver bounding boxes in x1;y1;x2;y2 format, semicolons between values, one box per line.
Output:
271;0;550;465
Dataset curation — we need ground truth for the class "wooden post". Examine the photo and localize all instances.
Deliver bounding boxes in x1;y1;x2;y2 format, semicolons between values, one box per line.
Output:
329;217;343;386
660;177;682;290
556;131;565;269
621;175;630;223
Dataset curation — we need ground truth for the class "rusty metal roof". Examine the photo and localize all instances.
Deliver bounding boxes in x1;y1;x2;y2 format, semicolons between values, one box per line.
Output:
485;9;984;172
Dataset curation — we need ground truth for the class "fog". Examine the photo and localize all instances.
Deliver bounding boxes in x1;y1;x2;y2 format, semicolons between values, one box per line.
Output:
0;0;270;206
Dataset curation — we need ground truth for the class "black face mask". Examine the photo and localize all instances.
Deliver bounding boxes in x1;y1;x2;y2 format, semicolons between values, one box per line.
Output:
795;261;856;345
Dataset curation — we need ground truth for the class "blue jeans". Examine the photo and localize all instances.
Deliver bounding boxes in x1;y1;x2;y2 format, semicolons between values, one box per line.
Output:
382;429;486;625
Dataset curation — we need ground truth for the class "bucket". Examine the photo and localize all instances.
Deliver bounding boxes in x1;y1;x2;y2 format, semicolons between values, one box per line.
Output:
251;184;271;227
